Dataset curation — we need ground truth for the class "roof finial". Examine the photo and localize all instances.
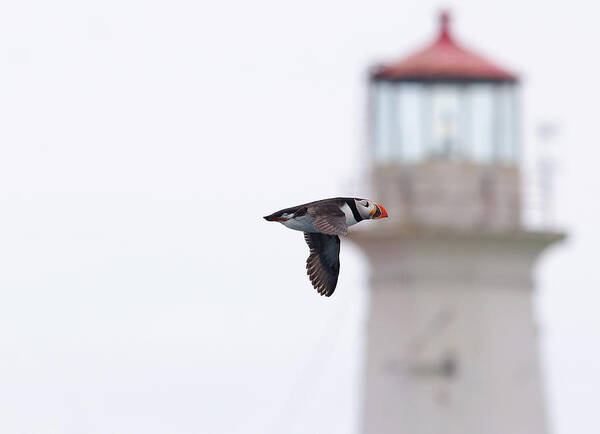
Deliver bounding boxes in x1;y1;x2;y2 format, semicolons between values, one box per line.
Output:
439;10;451;41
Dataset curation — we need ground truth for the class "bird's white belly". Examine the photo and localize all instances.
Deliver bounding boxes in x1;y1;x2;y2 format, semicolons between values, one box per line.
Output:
340;203;359;226
281;215;318;232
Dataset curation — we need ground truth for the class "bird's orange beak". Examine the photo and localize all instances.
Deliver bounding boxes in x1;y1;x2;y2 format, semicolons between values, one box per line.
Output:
373;202;388;219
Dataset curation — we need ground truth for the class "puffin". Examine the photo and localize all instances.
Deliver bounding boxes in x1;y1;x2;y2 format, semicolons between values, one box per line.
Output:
264;197;388;296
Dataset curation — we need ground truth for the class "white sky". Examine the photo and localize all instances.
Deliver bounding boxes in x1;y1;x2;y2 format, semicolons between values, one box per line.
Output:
0;1;598;433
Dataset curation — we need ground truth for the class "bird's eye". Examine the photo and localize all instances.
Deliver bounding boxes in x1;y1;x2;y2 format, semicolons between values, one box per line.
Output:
363;202;369;207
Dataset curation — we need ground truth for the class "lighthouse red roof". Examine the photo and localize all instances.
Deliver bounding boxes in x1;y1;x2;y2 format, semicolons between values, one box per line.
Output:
373;12;517;82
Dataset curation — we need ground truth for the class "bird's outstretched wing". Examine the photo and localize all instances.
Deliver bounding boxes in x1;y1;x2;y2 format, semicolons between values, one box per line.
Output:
304;232;341;296
307;203;348;236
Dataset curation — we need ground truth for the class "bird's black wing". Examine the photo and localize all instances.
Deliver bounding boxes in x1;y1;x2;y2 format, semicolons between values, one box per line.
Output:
304;232;341;296
307;203;348;236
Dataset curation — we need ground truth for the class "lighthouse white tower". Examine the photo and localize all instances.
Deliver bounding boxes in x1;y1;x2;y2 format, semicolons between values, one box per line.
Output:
351;12;564;434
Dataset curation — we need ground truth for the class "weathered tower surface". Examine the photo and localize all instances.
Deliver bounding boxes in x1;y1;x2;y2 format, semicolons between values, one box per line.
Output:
351;12;564;434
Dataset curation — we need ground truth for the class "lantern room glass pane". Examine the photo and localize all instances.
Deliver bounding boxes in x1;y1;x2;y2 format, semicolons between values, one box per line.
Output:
397;83;424;162
498;83;519;163
469;84;494;163
372;82;394;162
431;85;460;158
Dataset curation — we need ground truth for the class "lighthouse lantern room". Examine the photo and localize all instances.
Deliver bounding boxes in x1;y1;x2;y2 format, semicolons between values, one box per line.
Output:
371;12;519;165
368;12;522;230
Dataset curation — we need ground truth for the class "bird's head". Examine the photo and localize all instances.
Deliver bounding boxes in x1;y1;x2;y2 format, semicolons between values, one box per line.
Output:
354;198;388;220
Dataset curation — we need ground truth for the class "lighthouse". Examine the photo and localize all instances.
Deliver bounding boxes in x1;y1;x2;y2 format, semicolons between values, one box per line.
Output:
351;12;564;434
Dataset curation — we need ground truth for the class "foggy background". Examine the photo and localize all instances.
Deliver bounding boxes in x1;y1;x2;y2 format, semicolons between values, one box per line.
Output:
0;1;598;433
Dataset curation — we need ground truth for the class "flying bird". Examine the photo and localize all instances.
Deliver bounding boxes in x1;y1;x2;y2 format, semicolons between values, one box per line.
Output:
264;197;388;296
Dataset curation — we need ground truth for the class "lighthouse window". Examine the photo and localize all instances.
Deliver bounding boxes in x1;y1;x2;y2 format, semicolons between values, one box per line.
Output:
371;80;519;166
